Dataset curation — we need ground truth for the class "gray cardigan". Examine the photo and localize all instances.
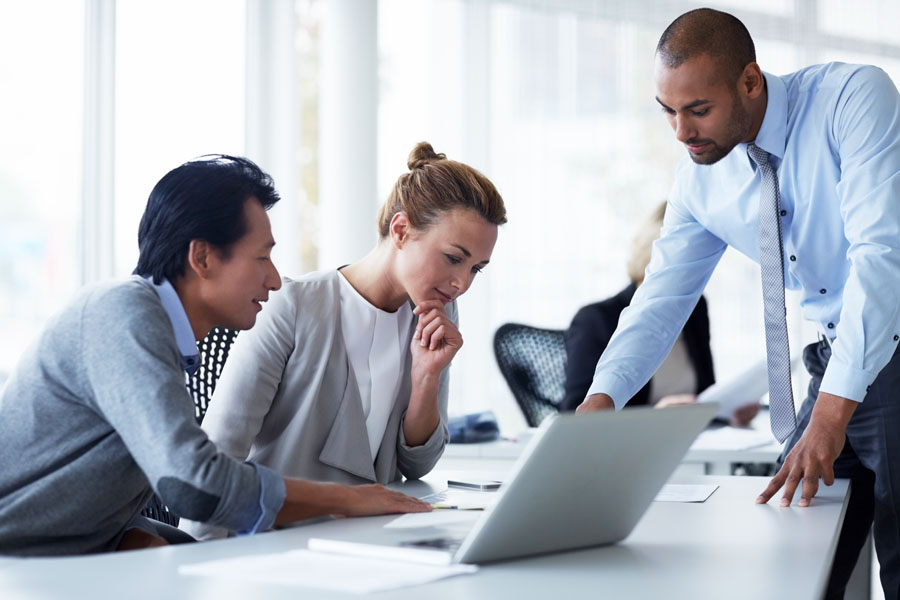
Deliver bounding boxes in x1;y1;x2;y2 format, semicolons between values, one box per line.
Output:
0;277;280;555
184;270;453;540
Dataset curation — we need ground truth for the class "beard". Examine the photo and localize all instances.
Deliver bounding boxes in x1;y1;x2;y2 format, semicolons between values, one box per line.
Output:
686;92;752;165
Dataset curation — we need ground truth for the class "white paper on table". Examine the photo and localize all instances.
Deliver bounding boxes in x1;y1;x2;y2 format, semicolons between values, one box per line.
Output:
697;356;801;420
690;426;778;451
385;509;482;529
419;488;500;510
178;549;477;594
654;483;719;503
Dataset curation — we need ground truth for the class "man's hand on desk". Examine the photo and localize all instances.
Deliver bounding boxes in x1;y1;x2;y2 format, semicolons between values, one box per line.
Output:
576;393;615;412
756;391;856;507
276;480;432;524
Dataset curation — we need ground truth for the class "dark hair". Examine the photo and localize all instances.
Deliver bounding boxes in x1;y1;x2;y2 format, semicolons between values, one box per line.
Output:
134;154;280;284
656;8;756;84
376;142;507;238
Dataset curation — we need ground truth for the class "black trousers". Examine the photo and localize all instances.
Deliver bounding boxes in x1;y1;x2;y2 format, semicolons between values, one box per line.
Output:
781;339;900;600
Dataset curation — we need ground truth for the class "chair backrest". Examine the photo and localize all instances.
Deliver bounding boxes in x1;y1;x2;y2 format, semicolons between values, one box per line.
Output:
185;326;239;424
493;323;567;428
143;326;239;527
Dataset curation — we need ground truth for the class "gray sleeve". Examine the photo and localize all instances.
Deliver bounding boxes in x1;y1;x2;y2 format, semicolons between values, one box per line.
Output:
396;300;455;479
80;286;284;531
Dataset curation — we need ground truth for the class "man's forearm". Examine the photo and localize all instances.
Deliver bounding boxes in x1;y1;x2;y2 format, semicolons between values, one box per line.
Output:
809;391;857;434
275;479;349;524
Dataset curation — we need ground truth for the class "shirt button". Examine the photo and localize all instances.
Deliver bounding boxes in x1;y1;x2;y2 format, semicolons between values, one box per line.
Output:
827;322;835;329
780;209;787;217
867;385;872;393
819;288;827;294
789;255;796;261
894;335;899;341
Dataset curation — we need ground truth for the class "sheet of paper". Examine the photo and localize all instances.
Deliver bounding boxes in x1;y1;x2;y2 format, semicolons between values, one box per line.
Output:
385;509;482;529
698;356;800;419
178;549;477;594
419;488;499;510
654;483;719;503
690;426;778;451
697;359;768;419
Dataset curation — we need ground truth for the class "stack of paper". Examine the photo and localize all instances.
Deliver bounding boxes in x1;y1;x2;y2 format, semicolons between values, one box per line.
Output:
179;549;477;594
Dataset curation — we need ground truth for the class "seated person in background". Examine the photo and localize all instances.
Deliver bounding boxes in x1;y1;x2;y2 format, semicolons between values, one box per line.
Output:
182;142;506;540
0;155;429;556
562;201;759;426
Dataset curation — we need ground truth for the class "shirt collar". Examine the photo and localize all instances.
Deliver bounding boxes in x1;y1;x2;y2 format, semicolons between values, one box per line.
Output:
145;277;201;375
745;71;787;161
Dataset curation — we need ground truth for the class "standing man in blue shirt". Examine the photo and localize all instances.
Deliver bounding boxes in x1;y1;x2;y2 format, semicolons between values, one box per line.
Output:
577;8;900;598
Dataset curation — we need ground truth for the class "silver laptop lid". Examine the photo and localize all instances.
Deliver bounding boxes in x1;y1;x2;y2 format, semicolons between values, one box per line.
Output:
455;403;717;563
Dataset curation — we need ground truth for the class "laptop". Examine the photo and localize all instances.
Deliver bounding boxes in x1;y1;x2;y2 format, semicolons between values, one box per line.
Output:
309;403;717;565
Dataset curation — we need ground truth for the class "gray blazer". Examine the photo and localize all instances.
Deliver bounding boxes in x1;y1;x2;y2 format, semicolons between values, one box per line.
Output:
183;270;454;539
201;269;453;483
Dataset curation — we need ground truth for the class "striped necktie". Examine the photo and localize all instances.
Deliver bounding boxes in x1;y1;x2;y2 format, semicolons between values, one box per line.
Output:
748;143;796;443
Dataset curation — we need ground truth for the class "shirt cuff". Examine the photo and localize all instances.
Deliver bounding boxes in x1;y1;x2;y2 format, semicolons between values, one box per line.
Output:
236;463;286;537
586;374;632;411
819;357;875;403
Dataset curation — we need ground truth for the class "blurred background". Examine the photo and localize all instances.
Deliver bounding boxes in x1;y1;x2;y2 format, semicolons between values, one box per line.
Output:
2;0;900;432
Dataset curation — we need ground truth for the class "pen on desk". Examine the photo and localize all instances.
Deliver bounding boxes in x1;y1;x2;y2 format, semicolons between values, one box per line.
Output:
430;504;484;510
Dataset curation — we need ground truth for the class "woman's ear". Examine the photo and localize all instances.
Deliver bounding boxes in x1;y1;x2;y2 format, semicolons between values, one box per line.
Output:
389;212;412;249
186;239;216;279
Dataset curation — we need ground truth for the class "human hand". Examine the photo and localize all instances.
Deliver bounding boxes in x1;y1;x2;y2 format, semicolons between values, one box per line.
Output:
756;392;855;507
576;393;615;413
337;484;432;517
410;300;463;377
655;394;698;408
730;402;761;427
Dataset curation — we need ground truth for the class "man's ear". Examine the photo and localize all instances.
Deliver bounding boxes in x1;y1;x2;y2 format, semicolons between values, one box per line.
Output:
389;212;412;249
186;239;216;279
741;62;765;99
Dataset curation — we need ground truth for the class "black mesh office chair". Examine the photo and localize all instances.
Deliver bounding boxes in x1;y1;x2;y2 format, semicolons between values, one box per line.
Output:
186;326;240;424
493;323;567;428
141;326;239;527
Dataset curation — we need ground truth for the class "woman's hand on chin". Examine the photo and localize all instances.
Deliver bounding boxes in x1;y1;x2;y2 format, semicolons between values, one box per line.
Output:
410;299;463;376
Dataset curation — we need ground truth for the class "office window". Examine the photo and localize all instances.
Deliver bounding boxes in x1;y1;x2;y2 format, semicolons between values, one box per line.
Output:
0;1;84;378
114;0;246;277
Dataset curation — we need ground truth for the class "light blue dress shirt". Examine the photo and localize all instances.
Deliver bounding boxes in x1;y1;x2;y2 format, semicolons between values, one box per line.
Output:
588;63;900;409
148;277;285;535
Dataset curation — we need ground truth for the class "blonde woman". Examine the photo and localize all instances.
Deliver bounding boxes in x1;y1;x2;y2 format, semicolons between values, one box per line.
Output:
563;201;759;426
183;142;506;539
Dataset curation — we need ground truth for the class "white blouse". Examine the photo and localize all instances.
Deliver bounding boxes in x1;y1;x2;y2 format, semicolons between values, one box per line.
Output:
338;271;413;460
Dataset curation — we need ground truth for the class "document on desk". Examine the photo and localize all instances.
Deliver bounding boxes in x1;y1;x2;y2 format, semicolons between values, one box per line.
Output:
178;549;477;594
383;489;495;529
386;508;483;529
654;483;718;503
690;426;777;451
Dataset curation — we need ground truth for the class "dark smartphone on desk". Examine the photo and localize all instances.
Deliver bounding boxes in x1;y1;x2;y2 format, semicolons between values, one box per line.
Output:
447;478;502;491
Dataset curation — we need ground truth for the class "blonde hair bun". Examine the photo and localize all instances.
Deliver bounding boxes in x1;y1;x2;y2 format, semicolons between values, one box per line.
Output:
377;141;507;238
407;142;447;170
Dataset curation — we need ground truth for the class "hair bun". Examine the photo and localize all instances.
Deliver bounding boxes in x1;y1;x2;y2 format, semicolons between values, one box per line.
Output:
407;141;446;170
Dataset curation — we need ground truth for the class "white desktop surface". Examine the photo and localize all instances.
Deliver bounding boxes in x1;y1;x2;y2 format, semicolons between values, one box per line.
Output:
444;410;785;475
0;475;848;600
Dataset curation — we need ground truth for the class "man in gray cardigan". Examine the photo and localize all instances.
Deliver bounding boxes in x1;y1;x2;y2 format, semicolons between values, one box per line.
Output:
0;155;428;555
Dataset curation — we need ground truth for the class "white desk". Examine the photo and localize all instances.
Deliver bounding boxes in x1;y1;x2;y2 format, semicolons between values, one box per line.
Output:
443;425;784;476
0;474;848;600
